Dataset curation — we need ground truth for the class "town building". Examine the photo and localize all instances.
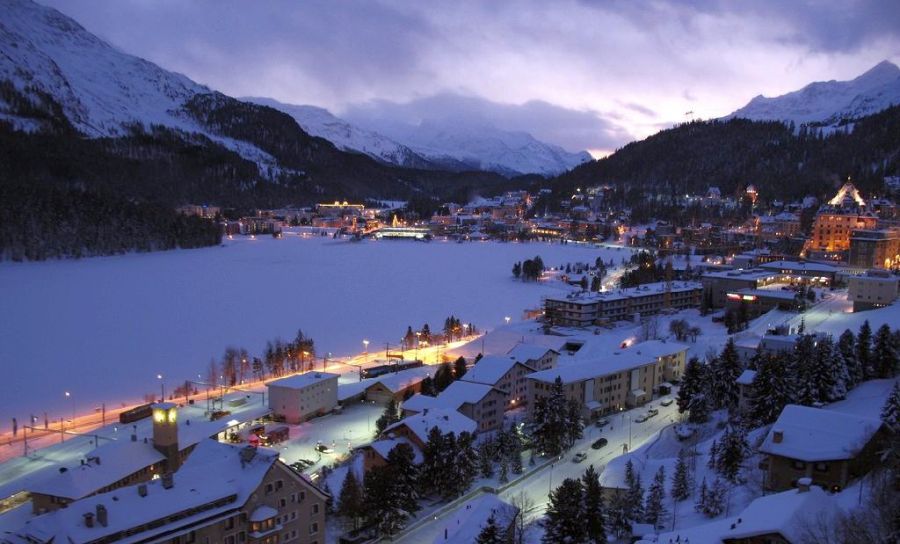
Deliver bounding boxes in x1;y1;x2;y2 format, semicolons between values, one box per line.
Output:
175;204;221;219
759;404;887;492
506;344;558;370
462;355;536;409
723;288;800;318
338;366;432;406
803;181;879;259
382;409;477;450
359;436;424;474
847;269;900;311
719;481;837;544
266;372;339;424
848;228;900;269
26;404;235;515
6;439;328;544
526;340;688;420
736;369;757;416
403;381;505;432
543;281;702;327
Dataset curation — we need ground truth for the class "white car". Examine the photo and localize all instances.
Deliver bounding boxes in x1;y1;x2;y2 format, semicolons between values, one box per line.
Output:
572;452;588;463
660;399;674;407
635;415;649;423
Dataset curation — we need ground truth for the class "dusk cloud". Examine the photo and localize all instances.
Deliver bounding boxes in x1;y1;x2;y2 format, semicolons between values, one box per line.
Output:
38;0;900;154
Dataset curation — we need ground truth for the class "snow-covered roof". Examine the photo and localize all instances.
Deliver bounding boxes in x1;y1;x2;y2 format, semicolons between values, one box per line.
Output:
26;439;166;500
736;369;757;385
760;404;883;461
507;343;557;362
463;355;529;386
384;409;477;443
527;340;688;385
375;366;433;393
366;437;424;465
702;268;776;281
544;281;702;304
431;493;517;544
266;371;339;390
732;288;798;301
13;440;281;544
720;486;837;543
249;505;278;522
401;393;439;413
436;381;500;409
760;260;839;273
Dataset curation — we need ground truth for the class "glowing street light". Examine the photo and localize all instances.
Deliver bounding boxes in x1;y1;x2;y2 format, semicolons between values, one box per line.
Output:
504;316;511;325
363;340;369;364
65;391;74;422
157;374;165;401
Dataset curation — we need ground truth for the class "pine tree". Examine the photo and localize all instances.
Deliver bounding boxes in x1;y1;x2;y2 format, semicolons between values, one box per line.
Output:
420;375;436;396
881;381;900;428
792;335;820;406
453;356;468;379
701;478;728;518
532;378;569;456
873;324;898;378
337;469;364;529
671;451;693;501
644;466;668;528
677;356;706;414
838;329;863;387
363;466;407;535
433;362;454;392
626;470;644;522
478;441;495;478
715;425;749;483
476;513;505;544
607;492;632;538
374;398;401;437
564;398;584;448
404;326;415;350
453;431;479;497
582;465;607;543
694;477;709;514
709;339;743;410
688;392;711;424
387;443;420;516
498;457;509;483
857;320;874;379
816;335;848;402
706;439;719;472
419;427;445;496
542;478;586;544
750;353;794;424
512;261;522;279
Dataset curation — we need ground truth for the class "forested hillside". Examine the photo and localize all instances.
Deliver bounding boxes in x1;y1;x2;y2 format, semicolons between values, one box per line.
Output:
554;106;900;201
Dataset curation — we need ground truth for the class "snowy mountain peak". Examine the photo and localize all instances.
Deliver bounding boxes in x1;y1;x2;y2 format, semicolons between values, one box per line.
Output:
726;60;900;129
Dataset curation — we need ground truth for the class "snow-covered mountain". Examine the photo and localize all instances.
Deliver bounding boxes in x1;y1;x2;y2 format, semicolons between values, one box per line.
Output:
243;97;435;169
727;61;900;129
248;97;591;176
377;118;593;177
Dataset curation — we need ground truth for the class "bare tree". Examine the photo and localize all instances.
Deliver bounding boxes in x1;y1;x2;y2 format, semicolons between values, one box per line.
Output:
508;491;539;544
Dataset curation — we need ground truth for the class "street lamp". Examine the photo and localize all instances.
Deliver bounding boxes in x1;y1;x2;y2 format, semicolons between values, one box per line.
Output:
415;331;421;361
363;340;369;363
463;323;470;337
504;316;511;325
65;391;73;422
157;374;165;401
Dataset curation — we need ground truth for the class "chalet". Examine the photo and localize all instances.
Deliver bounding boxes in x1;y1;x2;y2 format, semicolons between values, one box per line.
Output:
463;355;536;409
759;405;887;492
506;343;558;370
382;409;477;451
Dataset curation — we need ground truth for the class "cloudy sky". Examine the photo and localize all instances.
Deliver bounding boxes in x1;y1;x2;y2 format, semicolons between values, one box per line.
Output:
40;0;900;156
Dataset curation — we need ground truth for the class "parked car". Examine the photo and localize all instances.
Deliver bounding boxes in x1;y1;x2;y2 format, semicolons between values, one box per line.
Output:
647;408;660;417
315;442;335;454
591;438;609;450
572;451;588;463
594;418;610;428
660;399;674;407
635;415;649;423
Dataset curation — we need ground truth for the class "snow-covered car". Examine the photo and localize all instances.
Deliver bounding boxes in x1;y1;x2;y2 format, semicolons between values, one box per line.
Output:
572;452;588;463
647;408;660;417
594;418;610;428
660;399;674;407
591;438;608;450
635;415;649;423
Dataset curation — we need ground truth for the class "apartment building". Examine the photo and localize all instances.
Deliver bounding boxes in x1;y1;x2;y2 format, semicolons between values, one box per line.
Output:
267;372;339;424
5;439;328;544
544;281;702;327
462;355;536;409
847;269;900;311
849;228;900;269
507;344;558;370
526;340;688;420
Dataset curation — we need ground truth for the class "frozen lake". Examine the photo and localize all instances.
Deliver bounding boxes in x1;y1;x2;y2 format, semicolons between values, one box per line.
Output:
0;234;632;427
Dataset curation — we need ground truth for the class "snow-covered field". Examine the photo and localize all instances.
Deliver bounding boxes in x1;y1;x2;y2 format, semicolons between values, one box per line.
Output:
0;235;631;428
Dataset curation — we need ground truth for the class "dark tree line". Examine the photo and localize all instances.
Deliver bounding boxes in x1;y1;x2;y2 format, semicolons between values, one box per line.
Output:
513;255;545;281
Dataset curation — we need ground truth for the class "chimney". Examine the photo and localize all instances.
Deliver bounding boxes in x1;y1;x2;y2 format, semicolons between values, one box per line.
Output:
797;477;812;492
83;512;95;528
162;473;174;489
773;429;784;443
96;504;108;527
138;484;148;497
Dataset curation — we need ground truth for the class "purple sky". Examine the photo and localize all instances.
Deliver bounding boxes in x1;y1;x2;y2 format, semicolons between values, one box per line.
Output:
39;0;900;156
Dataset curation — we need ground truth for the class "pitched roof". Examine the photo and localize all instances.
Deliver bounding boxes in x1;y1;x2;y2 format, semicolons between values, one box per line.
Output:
384;409;477;443
401;393;440;413
721;486;837;543
366;437;423;465
462;355;529;386
528;340;689;384
437;381;500;409
760;404;883;461
14;440;280;544
736;369;757;385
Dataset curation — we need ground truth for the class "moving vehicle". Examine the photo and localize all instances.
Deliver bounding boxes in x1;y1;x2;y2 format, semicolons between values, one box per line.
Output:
572;451;587;463
591;438;608;450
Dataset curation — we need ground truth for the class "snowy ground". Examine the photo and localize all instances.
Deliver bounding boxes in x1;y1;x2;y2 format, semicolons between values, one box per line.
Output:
0;235;632;429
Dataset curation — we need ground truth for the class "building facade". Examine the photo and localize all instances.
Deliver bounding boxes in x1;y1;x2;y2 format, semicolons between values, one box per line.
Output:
267;373;339;424
544;282;702;327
